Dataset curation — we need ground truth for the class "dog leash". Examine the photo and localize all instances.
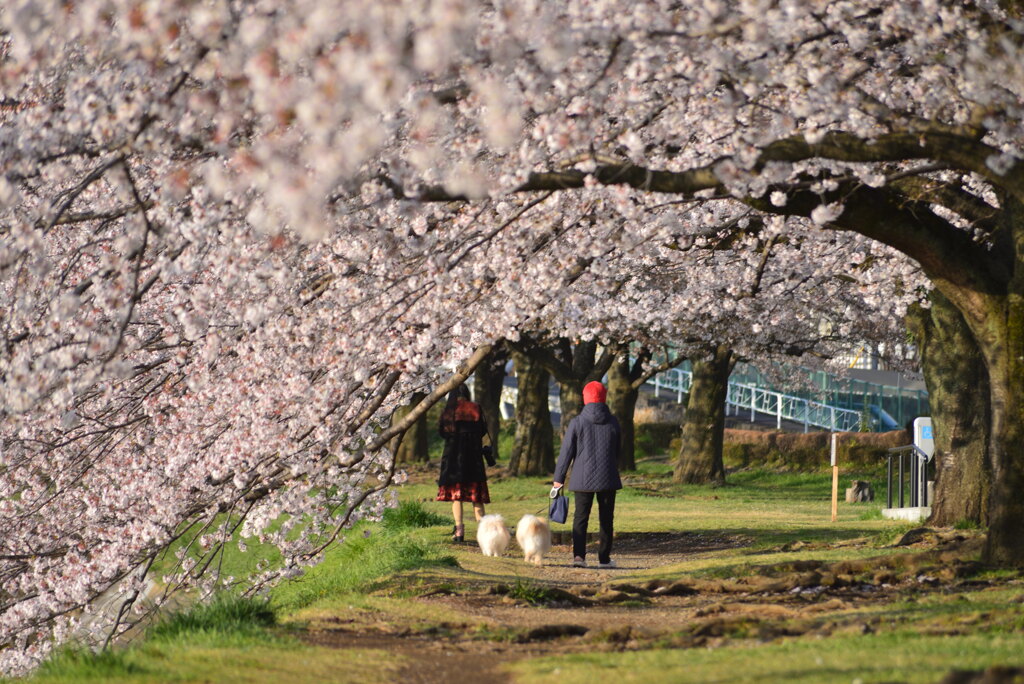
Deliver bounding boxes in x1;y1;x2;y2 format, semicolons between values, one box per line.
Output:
535;484;566;516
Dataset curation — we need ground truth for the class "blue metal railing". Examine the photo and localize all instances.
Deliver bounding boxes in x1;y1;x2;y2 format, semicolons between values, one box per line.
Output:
647;367;863;432
730;362;929;428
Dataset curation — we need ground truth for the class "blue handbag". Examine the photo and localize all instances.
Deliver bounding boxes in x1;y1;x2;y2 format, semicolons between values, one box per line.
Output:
549;487;568;524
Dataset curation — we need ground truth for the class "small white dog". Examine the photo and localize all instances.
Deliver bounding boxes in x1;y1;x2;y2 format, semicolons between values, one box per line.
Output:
476;514;511;557
515;514;552;566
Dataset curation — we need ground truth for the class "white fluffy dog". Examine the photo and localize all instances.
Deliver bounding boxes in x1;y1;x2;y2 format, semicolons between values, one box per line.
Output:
476;514;511;557
515;514;552;566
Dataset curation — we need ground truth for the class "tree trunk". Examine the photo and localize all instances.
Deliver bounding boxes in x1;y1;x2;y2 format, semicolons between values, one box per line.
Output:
557;378;583;435
508;350;554;476
674;345;733;485
907;291;991;526
390;392;429;464
938;195;1024;566
608;355;639;471
514;337;611;436
979;197;1024;566
473;346;508;461
979;308;1024;565
557;339;599;434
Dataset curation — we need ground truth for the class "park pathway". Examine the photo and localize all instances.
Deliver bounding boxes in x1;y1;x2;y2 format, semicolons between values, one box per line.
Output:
298;530;752;683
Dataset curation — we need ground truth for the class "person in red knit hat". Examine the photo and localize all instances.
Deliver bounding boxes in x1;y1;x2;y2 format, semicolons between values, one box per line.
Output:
552;380;622;568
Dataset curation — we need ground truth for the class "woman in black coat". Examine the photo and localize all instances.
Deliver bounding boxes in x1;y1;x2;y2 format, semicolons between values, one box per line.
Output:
436;385;494;541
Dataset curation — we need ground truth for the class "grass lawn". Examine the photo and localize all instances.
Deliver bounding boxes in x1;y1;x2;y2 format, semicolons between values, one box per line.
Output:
15;452;1024;684
510;631;1024;684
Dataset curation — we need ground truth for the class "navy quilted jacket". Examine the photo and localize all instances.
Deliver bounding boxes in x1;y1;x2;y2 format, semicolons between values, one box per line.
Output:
554;402;622;492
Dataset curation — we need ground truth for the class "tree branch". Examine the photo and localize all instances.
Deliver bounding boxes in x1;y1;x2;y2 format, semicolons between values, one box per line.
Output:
364;343;494;453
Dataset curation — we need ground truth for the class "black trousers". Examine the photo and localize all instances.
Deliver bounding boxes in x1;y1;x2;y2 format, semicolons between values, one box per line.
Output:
572;490;616;564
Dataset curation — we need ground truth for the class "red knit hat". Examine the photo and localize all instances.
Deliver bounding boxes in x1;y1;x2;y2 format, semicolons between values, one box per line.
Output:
583;381;607;404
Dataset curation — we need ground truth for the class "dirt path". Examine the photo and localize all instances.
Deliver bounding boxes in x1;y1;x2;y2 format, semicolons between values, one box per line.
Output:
303;629;520;684
298;528;999;683
298;531;755;682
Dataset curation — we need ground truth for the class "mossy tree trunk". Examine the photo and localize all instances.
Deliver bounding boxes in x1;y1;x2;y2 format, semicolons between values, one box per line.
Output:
390;392;429;464
609;346;685;471
508;349;554;476
918;194;1024;565
607;354;639;471
796;183;1024;566
907;291;991;526
557;376;584;436
473;344;508;461
674;345;734;485
512;336;614;437
974;198;1024;565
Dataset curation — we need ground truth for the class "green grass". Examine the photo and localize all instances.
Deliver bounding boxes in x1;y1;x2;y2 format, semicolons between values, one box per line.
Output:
381;500;450;530
269;522;456;614
22;458;1012;684
28;639;397;684
399;464;898;553
508;631;1024;683
144;594;276;643
24;503;456;684
954;517;982;530
506;579;557;605
25;595;402;684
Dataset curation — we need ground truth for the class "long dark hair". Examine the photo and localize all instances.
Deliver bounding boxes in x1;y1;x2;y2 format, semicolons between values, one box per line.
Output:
444;383;471;412
440;384;472;434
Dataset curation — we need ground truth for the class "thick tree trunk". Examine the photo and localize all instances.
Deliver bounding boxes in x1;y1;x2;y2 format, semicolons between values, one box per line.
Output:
558;377;584;437
508;350;554;476
674;345;733;485
515;337;611;436
390;392;428;464
940;196;1024;566
473;346;508;461
608;355;639;471
979;297;1024;566
907;291;991;526
557;339;600;434
981;198;1024;565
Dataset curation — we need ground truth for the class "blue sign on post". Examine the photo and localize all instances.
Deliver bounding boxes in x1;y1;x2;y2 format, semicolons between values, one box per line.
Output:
914;418;934;458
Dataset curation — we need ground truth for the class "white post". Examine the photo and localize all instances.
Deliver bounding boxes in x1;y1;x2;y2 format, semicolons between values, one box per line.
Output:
654;375;660;398
803;400;809;433
750;388;756;422
776;393;782;430
830;406;836;432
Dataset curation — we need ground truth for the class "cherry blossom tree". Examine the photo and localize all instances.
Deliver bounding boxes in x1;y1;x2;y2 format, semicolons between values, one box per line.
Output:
2;0;1021;673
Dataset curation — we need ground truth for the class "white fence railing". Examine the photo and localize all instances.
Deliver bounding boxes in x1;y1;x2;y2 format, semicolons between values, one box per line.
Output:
495;368;864;432
648;368;863;433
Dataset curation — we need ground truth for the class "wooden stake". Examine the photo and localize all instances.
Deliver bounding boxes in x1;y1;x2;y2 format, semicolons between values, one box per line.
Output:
831;465;839;522
830;433;839;523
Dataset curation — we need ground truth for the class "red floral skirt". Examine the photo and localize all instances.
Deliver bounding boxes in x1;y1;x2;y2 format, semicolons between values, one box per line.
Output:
436;481;490;503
